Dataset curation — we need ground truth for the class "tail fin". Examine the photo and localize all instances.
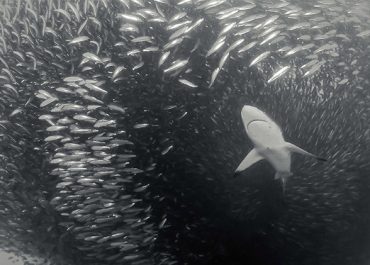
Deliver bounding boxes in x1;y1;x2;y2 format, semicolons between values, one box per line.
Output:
275;172;292;194
281;177;286;194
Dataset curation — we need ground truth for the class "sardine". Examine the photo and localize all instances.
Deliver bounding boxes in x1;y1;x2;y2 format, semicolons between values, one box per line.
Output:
267;66;290;83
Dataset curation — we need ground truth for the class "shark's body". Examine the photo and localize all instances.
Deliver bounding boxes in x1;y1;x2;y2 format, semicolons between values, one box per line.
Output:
235;105;326;191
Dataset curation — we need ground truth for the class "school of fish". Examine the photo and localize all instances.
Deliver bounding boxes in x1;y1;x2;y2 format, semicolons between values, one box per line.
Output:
0;0;369;264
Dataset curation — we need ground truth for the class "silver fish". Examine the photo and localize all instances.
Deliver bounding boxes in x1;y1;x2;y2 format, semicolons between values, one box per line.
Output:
260;30;281;45
117;13;144;23
119;23;139;33
108;104;126;114
57;104;85;112
338;78;348;85
158;51;171;67
83;52;102;63
197;0;226;10
87;105;102;111
239;13;266;24
285;45;303;57
288;22;311;31
185;18;204;33
54;9;71;21
133;61;144;71
226;38;244;53
249;51;271;67
83;95;104;104
219;22;236;35
262;15;279;27
163;37;184;50
133;123;150;129
124;168;144;174
9;107;22;117
303;9;321;16
131;36;153;43
68;36;89;45
85;83;108;95
78;18;89;35
158;217;167;229
219;51;229;70
313;43;336;54
238;41;257;53
161;145;173;155
179;79;198;88
47;125;67;132
143;46;160;52
209;67;221;88
303;61;325;77
206;37;226;57
57;117;74;125
297;35;311;41
131;0;145;7
71;128;98;135
267;66;290;83
167;20;192;31
163;59;188;73
40;97;58;107
300;59;316;69
356;29;370;37
235;27;252;36
258;26;279;38
73;115;97;123
112;66;126;80
169;12;187;23
94;119;116;128
178;0;191;5
217;9;239;20
169;26;189;40
238;3;256;10
45;135;64;142
64;76;83;82
148;17;167;23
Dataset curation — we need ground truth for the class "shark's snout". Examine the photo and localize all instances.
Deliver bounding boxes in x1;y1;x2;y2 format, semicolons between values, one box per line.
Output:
241;105;259;116
241;105;269;129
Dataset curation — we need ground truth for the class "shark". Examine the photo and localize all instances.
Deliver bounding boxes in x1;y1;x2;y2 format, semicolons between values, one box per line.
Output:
234;105;326;191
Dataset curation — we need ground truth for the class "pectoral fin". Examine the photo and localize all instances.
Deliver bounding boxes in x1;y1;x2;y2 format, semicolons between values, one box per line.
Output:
235;148;264;174
285;142;327;161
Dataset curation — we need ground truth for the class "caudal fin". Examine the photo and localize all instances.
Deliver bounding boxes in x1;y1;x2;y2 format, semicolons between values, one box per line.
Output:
285;142;327;162
275;172;292;193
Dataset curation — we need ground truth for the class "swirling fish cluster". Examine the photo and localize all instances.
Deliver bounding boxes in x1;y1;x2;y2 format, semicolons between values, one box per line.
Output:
0;0;369;265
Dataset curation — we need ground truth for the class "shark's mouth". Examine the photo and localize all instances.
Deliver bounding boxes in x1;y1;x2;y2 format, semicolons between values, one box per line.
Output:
246;120;271;138
246;120;284;146
246;119;269;130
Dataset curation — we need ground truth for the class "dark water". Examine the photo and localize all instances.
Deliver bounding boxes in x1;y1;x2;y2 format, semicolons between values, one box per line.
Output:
0;0;370;265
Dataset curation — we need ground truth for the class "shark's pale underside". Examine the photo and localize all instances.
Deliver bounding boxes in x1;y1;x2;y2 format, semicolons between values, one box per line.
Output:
235;105;326;191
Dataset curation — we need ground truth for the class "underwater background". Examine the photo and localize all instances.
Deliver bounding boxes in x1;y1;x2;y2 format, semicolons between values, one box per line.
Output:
0;0;369;264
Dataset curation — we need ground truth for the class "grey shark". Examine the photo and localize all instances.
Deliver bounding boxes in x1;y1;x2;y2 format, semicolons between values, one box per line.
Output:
235;105;326;191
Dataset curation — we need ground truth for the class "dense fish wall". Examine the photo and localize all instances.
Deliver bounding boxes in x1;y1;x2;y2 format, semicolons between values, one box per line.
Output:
0;0;369;264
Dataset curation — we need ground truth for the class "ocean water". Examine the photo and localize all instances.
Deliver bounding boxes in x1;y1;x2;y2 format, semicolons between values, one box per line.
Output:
0;0;369;265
